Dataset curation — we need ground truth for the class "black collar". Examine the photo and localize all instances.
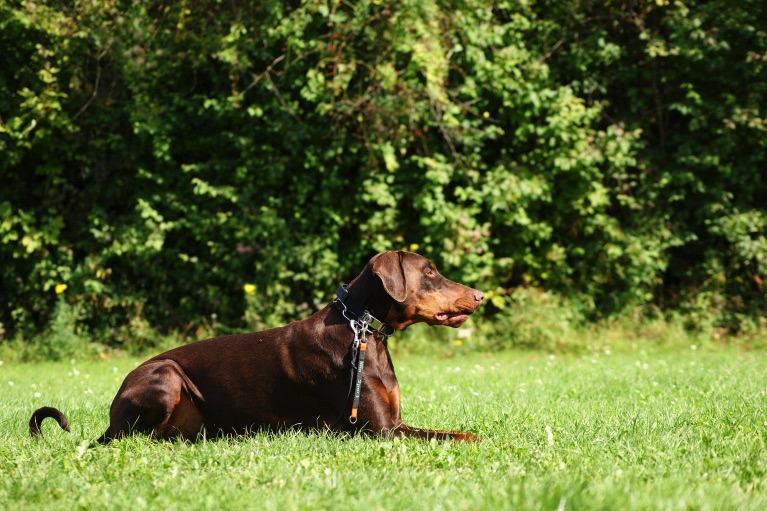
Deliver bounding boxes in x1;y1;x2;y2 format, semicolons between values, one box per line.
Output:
333;284;395;337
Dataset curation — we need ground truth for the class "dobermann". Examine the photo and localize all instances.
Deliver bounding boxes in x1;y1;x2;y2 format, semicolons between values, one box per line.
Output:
29;251;484;443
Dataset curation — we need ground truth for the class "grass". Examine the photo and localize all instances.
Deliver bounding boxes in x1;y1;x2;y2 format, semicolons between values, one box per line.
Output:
2;342;767;510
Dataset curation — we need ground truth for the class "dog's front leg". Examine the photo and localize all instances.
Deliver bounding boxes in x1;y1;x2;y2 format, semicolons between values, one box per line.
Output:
392;424;481;442
359;378;480;442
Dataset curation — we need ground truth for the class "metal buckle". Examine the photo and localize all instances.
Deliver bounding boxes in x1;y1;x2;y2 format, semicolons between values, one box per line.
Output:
333;285;391;338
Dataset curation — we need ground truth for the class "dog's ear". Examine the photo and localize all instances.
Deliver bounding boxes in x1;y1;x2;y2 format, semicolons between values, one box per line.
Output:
371;251;408;302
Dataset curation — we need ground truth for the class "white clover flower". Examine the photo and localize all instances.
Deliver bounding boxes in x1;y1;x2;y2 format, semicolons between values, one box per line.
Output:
546;425;555;446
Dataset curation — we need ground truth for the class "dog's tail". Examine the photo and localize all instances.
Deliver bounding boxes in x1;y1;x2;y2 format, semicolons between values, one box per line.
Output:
29;406;71;438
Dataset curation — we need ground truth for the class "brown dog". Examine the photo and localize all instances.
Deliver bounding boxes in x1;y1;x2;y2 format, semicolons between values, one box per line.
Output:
29;251;484;443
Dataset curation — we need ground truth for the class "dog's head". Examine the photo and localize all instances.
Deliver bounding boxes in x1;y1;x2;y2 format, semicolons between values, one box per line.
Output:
368;251;484;330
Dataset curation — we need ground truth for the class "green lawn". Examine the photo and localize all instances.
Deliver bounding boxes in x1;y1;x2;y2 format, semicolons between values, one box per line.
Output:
2;344;766;510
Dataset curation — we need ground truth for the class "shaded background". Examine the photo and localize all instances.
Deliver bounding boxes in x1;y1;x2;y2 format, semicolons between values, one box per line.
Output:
1;0;765;351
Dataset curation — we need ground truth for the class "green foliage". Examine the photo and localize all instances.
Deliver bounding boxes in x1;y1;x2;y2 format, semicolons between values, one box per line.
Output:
1;0;765;346
33;298;89;359
535;0;767;325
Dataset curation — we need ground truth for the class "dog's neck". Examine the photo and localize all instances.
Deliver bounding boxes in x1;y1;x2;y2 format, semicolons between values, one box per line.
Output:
340;265;398;333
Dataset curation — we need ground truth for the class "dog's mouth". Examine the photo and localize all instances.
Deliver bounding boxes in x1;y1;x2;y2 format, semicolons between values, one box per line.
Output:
434;312;471;327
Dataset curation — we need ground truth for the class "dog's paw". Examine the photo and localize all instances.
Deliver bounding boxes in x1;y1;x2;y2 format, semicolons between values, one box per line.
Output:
453;432;482;442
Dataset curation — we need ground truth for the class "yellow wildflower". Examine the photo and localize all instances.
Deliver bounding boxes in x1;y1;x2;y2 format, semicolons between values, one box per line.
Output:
243;283;256;296
409;243;420;252
54;284;68;294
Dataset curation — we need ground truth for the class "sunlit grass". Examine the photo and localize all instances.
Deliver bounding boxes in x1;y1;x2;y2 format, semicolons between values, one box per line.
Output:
2;344;767;510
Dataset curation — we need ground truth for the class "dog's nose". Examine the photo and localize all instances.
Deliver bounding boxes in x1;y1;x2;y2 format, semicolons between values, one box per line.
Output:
473;290;484;303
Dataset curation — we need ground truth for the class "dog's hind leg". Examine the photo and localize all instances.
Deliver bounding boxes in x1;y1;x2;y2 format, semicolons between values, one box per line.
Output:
104;360;207;441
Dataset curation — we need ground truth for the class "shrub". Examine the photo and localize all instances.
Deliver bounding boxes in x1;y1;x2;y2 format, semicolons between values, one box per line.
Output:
1;0;764;348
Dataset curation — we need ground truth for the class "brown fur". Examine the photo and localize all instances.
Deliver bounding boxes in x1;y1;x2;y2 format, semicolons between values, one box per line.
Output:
29;251;484;443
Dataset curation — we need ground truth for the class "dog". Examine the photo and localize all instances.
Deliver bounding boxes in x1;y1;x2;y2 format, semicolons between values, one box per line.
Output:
29;251;484;442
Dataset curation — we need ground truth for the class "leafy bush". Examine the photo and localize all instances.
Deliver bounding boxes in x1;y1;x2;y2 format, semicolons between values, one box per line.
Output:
1;0;765;349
